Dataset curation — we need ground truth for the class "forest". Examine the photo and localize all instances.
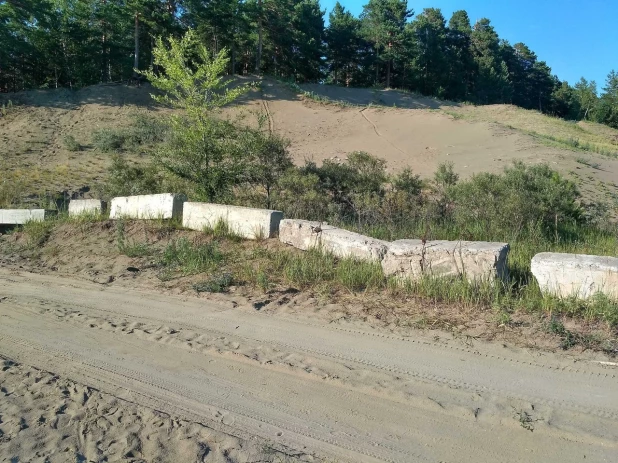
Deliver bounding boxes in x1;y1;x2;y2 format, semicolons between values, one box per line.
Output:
1;0;617;127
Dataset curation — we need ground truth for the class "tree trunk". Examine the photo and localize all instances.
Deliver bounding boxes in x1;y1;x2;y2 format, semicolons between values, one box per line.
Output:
386;59;391;89
134;13;140;74
255;0;262;74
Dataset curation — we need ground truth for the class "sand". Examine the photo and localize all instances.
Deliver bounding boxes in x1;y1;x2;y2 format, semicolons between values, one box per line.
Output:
1;268;617;462
2;79;618;204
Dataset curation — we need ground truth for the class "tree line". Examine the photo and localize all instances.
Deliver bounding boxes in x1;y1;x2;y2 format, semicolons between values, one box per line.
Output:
1;0;616;127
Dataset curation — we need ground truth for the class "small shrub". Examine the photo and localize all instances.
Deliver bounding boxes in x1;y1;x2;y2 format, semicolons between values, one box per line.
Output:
104;155;163;198
193;272;233;293
92;128;127;152
63;135;81;152
22;219;55;248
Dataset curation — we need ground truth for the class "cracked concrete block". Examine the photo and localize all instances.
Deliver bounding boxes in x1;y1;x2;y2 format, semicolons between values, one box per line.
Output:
183;203;283;239
0;209;52;224
531;252;618;299
279;219;389;261
68;199;106;216
382;239;509;282
109;193;185;220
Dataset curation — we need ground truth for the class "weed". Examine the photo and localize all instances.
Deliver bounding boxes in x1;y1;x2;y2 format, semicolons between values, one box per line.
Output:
336;258;384;292
92;129;127;152
282;248;336;287
22;219;55;248
63;135;81;152
115;219;152;257
193;272;233;293
576;157;601;169
256;270;271;292
160;238;224;275
513;408;537;432
203;219;243;242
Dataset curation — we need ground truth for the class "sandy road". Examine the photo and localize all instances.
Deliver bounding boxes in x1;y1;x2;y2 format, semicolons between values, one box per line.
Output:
1;268;617;462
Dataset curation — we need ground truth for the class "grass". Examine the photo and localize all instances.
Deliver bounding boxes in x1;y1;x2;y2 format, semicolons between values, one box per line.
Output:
160;238;224;275
448;104;618;158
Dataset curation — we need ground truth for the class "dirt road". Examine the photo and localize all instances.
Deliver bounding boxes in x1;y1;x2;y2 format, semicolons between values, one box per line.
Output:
1;268;617;462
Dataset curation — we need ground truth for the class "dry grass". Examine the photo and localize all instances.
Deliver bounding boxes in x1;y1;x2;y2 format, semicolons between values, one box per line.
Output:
450;104;618;157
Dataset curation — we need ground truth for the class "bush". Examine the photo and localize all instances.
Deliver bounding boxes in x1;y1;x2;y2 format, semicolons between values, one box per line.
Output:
63;134;81;151
446;162;583;240
92;129;127;152
104;155;163;198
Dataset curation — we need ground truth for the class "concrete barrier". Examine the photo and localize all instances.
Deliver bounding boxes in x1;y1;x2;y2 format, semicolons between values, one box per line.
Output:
183;203;283;239
279;219;389;261
68;199;106;216
0;209;51;225
109;193;185;220
382;239;509;283
531;252;618;299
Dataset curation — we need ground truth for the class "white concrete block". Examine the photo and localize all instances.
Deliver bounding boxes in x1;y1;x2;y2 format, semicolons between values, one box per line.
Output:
382;239;509;282
68;199;106;216
279;219;389;261
0;209;50;225
109;193;185;220
531;252;618;299
183;203;283;239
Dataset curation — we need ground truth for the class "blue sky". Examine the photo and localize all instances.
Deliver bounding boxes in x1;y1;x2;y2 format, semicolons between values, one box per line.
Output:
320;0;618;88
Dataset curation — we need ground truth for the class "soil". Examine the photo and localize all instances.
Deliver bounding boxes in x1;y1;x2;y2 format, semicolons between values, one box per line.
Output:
1;238;617;462
3;79;618;205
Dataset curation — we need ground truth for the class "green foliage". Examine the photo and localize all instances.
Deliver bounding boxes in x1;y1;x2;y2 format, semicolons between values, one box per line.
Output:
193;273;234;293
92;115;167;153
105;155;162;198
63;135;81;152
138;30;255;202
92;129;127;152
160;238;224;275
21;219;55;248
446;162;582;240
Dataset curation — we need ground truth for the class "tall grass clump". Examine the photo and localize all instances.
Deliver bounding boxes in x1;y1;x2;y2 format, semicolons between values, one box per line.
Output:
160;238;224;275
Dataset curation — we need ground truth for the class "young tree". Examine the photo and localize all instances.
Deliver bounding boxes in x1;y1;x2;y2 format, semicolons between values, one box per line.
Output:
138;30;252;201
573;77;598;121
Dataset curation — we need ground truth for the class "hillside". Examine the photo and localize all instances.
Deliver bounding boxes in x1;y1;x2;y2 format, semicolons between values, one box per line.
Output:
2;78;618;206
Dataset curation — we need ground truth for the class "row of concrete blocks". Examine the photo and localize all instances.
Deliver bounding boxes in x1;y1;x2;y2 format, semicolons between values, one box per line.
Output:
3;194;618;300
280;219;618;300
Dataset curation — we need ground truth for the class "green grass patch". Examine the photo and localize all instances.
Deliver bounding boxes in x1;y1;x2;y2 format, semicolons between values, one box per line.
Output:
160;238;225;275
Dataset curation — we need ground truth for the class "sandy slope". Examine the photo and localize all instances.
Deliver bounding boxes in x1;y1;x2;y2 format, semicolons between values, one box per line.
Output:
1;268;617;462
3;80;618;204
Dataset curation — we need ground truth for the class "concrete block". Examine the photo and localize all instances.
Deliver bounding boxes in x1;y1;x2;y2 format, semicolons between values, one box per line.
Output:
109;193;185;220
0;209;51;225
183;203;283;239
279;219;389;261
531;252;618;299
68;199;106;216
382;239;509;282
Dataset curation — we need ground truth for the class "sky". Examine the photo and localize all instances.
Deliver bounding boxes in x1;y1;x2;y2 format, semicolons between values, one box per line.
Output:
319;0;618;89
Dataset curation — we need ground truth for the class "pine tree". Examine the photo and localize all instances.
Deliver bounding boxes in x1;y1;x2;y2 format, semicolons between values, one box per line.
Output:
326;2;362;85
597;70;618;128
409;8;447;96
360;0;413;88
471;18;511;103
445;10;474;101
